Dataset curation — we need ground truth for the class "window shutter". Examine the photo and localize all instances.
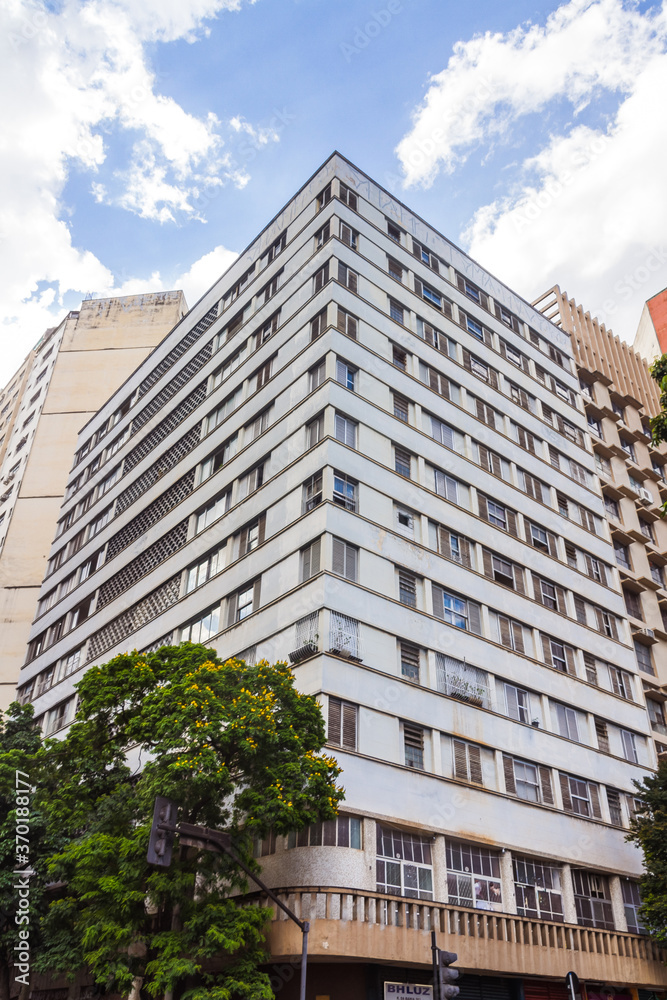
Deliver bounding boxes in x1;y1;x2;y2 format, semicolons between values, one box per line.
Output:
459;537;471;568
555;586;567;615
480;290;489;311
490;452;502;477
499;616;512;648
429;368;440;393
337;260;346;284
227;592;238;627
412;238;422;260
468;745;483;784
468;601;482;634
239;526;248;555
547;531;558;558
608;615;618;641
511;621;525;654
589;783;602;819
541;634;553;665
414;276;423;297
539;766;554;805
513;565;525;595
328;697;342;744
489;369;498;390
482;549;493;578
310;538;322;576
341;222;352;246
347;315;358;339
453;739;468;780
594;607;604;633
252;579;261;612
257;513;266;546
598;562;607;586
348;270;358;293
462;349;472;371
336;306;346;333
432;584;444;620
503;755;517;794
346;545;357;582
507;510;518;537
564;646;576;675
456;273;465;293
559;773;573;812
498;337;507;357
478;494;489;522
524;472;535;499
584;652;598;685
574;596;587;624
437;526;451;560
475;398;486;423
595;719;609;753
342;702;357;749
479;444;490;471
332;538;345;576
533;576;543;602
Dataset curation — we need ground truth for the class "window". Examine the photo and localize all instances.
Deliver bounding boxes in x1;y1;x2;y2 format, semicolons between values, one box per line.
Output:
521;470;545;502
528;521;555;555
201;435;238;481
228;579;260;624
387;221;402;243
398;568;417;607
394;446;411;478
647;698;666;733
393;394;409;422
332;471;357;511
336;306;358;339
336;359;356;390
303;472;323;512
306;414;324;448
639;518;655;543
180;604;221;643
252;831;276;858
311;308;328;340
287;815;362;850
541;635;575;674
43;697;76;736
332;537;357;581
510;759;541;802
620;437;636;462
212;344;247;389
609;664;633;700
315;221;330;247
253;358;273;392
452;739;483;784
650;562;664;587
240;515;265;556
317;183;331;209
388;256;403;281
301;538;322;581
465;315;483;339
339;181;358;209
392;345;407;370
559;774;601;819
491;613;527;654
436;654;489;706
329;612;360;658
485;552;522;590
572;871;614;929
376;825;433;900
469;395;498;427
207;391;241;434
412;238;440;271
246;407;270;442
261;271;280;302
620;729;638;763
328;696;357;750
614;540;631;570
340;222;358;250
595;453;611;477
309;360;326;391
505;683;530;724
267;231;286;262
400;640;420;681
337;260;358;292
446;841;501;911
604;496;620;520
624;588;643;621
535;577;566;614
515;424;537;454
389;299;405;324
242;463;264;496
186;543;227;593
587;415;602;437
255;310;280;347
513;858;563;922
79;548;104;582
622;881;646;934
555;702;580;742
196;490;231;533
431;522;471;567
334;412;357;448
487;500;507;530
404;723;424;769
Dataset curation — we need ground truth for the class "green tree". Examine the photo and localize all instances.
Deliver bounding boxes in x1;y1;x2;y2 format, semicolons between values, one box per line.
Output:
649;355;667;458
35;643;343;999
627;757;667;947
0;703;49;1000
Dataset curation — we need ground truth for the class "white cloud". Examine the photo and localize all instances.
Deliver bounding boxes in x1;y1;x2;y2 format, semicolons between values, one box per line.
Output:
173;244;239;306
0;0;270;386
396;0;667;342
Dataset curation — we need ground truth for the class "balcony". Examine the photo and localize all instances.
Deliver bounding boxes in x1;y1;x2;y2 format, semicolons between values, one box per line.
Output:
260;887;667;986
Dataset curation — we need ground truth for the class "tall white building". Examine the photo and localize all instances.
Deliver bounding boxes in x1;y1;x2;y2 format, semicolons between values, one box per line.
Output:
17;155;667;998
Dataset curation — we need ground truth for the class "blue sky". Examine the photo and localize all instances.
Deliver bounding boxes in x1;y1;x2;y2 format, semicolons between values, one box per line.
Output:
2;0;667;384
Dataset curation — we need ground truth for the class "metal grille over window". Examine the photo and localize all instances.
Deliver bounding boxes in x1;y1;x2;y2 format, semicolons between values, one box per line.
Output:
376;825;433;900
137;304;218;398
400;641;420;681
513;857;563;922
115;426;201;516
87;575;181;660
97;520;188;608
446;841;502;910
398;568;417;607
329;612;360;659
572;871;615;929
328;696;357;750
124;381;207;474
404;723;424;769
132;342;213;434
106;469;196;561
436;653;490;708
289;612;319;663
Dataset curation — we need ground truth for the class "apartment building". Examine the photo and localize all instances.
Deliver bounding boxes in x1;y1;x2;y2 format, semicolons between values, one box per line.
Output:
17;155;667;997
634;287;667;362
536;286;667;762
0;292;186;709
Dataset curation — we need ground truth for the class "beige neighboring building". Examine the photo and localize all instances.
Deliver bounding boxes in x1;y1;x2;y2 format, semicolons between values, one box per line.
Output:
0;292;186;709
535;285;667;758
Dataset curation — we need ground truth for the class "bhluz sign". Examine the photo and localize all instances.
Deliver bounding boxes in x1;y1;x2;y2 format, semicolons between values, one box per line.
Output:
384;985;433;998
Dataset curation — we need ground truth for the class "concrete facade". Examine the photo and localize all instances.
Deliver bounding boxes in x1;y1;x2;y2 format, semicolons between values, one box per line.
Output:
0;292;187;708
16;155;667;993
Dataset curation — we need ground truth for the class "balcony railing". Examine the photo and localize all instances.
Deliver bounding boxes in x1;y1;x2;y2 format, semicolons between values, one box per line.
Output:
255;886;667;986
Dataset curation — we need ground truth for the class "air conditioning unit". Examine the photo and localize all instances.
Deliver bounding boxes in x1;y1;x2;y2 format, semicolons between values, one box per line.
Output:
639;627;655;641
288;641;318;664
638;487;653;505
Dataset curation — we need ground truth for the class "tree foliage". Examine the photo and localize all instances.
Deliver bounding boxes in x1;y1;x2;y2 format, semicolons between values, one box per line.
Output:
627;758;667;947
649;354;667;455
26;644;342;999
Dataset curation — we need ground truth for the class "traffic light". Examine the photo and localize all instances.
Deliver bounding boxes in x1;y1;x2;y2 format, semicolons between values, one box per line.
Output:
437;949;460;1000
147;797;177;867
